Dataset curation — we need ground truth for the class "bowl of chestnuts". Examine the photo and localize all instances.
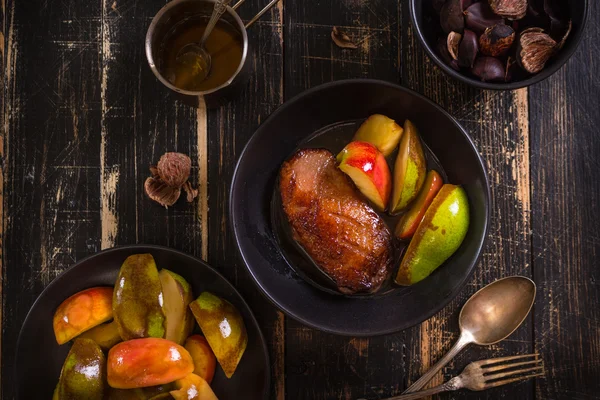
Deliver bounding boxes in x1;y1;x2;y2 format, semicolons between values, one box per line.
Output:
410;0;588;89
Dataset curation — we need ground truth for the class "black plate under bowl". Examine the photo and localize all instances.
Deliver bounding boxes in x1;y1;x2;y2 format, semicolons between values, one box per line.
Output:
230;79;490;336
15;245;270;399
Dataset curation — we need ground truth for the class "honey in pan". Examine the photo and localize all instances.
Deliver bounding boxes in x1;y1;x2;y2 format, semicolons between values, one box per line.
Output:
160;17;244;92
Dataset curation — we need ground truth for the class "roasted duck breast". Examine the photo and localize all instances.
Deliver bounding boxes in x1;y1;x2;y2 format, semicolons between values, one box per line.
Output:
279;148;394;294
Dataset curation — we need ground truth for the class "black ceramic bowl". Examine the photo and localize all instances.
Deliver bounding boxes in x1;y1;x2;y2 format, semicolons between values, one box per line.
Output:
230;79;491;336
16;245;270;399
410;0;589;90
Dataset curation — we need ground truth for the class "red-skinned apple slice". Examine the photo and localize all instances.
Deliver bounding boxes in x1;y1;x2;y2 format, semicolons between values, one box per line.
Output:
336;141;392;211
184;335;217;384
53;287;114;345
107;338;194;389
395;170;443;240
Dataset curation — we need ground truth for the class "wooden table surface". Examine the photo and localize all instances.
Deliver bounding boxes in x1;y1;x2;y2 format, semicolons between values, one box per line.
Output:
2;0;599;399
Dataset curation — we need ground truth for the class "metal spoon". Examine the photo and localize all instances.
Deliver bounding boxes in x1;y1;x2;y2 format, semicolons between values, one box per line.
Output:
176;0;233;82
404;276;536;394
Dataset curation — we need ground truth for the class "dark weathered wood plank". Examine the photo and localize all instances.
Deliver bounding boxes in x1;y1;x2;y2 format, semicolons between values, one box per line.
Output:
95;0;209;257
1;0;104;398
207;2;285;398
530;2;600;397
283;1;405;399
401;4;534;399
0;0;6;387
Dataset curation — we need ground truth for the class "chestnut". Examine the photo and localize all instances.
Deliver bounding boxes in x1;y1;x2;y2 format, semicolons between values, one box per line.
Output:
447;32;462;60
488;0;527;20
437;37;460;71
432;0;446;13
479;24;516;57
458;29;479;68
440;0;465;33
464;2;505;34
517;27;556;74
471;56;505;81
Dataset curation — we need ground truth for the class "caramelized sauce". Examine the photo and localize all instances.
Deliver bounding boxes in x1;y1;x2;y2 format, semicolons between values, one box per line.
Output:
159;17;243;92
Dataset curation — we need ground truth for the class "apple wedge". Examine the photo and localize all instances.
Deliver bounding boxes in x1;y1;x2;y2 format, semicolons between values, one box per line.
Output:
390;120;427;214
337;141;392;211
107;338;194;389
170;374;218;400
353;114;404;157
53;287;114;345
395;170;443;240
185;335;217;384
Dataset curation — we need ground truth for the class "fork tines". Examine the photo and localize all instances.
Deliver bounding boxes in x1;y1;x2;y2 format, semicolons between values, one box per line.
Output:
478;353;545;389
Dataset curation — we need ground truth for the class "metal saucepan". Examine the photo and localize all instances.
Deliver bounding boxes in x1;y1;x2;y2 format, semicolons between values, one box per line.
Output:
145;0;277;107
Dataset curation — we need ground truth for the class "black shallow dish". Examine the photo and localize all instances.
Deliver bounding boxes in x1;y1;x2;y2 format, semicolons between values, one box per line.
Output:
410;0;589;90
230;79;491;336
16;245;270;399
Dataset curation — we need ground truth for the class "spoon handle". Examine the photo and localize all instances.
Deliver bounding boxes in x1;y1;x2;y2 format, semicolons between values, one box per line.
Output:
403;333;472;393
200;0;233;46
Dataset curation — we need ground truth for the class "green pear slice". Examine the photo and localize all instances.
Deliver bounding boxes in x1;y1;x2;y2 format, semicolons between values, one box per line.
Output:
113;254;166;340
395;184;469;285
390;120;426;214
56;338;106;399
159;269;195;345
189;292;248;378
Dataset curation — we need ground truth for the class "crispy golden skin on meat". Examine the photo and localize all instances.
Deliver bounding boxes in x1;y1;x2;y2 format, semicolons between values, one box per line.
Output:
279;148;394;294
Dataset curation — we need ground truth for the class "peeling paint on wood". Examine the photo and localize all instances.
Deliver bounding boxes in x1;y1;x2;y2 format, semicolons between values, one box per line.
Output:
196;100;208;261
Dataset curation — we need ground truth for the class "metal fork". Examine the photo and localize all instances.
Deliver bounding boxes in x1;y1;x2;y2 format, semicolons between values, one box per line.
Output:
377;354;544;400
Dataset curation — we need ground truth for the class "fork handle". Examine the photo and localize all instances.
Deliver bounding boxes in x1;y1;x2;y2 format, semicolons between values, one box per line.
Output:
380;377;463;400
404;332;472;393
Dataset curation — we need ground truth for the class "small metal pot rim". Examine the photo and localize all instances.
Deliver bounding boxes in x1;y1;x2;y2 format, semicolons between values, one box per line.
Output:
145;0;249;96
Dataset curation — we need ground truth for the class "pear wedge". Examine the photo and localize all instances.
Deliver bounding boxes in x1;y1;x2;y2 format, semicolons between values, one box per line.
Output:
395;184;469;285
390;120;426;214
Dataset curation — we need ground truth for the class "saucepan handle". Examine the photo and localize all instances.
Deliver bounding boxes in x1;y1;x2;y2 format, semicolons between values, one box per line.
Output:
232;0;282;29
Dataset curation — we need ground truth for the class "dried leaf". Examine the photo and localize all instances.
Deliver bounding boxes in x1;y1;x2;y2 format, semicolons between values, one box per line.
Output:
145;177;181;208
331;26;357;49
183;181;199;203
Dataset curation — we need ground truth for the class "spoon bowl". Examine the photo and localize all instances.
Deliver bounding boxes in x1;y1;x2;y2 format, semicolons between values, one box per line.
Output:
175;43;212;83
175;0;231;84
460;276;536;345
404;276;536;393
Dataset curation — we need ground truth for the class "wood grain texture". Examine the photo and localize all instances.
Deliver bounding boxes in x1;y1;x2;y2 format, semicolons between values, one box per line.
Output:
2;0;600;398
530;2;600;397
206;1;285;399
401;5;534;398
1;1;104;398
0;0;5;386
